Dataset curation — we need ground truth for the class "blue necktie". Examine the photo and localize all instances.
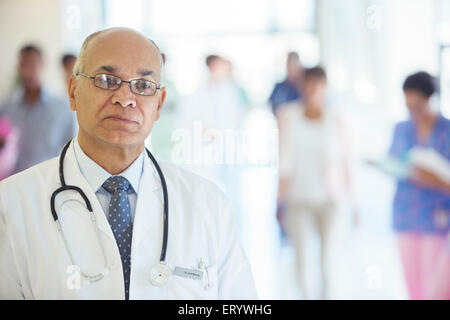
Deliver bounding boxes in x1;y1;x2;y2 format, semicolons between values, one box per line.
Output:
102;176;133;300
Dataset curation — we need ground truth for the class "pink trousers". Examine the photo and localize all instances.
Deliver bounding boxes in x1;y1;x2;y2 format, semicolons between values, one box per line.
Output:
396;232;450;300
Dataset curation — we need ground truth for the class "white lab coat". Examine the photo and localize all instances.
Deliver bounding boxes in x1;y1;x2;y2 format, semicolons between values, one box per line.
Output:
0;141;257;299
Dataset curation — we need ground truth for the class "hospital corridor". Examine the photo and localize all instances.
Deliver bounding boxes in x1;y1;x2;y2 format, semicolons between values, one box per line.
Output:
0;0;449;301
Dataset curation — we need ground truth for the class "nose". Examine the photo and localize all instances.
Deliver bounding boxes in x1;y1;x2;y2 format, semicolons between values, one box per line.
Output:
111;83;137;109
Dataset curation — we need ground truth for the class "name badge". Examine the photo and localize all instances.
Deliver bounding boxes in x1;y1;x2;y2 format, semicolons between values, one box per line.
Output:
173;267;203;280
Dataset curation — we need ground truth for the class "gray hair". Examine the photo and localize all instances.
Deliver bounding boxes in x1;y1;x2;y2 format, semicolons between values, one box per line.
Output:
72;28;163;80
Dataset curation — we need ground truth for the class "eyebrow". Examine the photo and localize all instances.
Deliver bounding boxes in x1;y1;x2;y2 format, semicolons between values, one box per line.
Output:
95;65;117;73
137;69;154;77
94;65;154;78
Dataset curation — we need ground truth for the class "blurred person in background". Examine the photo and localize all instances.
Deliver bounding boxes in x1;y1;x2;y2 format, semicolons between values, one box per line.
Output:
271;52;304;240
224;58;251;109
277;66;357;299
388;71;450;300
177;54;249;232
0;45;76;174
269;51;303;117
178;54;247;183
61;53;77;87
0;116;19;180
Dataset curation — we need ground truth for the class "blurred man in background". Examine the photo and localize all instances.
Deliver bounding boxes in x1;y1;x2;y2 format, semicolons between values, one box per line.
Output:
0;44;76;175
178;54;248;181
269;51;303;117
272;52;304;241
177;54;249;233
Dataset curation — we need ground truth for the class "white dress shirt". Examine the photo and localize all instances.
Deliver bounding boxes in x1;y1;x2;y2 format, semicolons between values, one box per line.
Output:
73;137;144;221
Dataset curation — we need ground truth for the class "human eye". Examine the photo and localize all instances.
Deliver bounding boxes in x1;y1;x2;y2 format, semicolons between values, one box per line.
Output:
95;74;120;90
105;75;121;88
133;80;155;95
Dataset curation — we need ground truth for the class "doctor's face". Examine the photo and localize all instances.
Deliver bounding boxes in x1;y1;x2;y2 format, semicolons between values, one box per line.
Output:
69;30;166;149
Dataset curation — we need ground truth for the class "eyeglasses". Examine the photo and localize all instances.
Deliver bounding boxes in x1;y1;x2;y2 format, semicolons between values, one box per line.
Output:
76;72;161;96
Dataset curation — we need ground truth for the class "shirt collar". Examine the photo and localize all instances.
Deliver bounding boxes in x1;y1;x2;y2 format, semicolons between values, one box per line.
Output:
73;137;144;194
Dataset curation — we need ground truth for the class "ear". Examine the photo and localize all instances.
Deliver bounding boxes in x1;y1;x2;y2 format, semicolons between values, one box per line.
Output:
68;75;77;111
155;86;166;121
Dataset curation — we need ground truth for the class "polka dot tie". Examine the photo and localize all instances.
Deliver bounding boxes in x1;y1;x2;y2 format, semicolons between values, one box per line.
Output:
102;176;133;300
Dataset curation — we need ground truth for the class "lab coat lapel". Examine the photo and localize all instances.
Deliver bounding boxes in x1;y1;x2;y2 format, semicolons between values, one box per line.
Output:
60;140;116;242
131;153;163;260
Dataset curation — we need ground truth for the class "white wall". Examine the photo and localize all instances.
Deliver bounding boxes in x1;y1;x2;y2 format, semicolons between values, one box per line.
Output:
0;0;104;101
0;0;64;100
317;0;438;156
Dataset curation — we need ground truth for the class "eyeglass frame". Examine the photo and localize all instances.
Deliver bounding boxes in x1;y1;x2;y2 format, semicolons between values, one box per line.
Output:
75;72;161;96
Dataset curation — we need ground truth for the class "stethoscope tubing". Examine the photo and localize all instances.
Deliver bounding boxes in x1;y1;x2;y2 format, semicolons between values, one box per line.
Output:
50;139;169;264
144;148;169;262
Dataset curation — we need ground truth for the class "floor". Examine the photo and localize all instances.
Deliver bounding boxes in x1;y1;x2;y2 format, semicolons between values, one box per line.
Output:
235;137;409;300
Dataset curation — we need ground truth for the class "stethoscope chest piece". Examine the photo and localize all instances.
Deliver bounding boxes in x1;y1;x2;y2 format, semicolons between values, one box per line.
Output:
150;262;171;286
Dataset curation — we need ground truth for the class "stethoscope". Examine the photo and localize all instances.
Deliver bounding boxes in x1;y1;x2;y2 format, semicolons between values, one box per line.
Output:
50;140;171;287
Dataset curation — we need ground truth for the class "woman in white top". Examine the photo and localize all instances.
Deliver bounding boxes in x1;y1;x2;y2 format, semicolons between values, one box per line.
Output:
277;66;356;299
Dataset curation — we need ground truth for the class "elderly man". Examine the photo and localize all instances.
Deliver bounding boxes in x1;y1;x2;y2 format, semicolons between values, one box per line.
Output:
0;28;257;300
0;45;76;175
